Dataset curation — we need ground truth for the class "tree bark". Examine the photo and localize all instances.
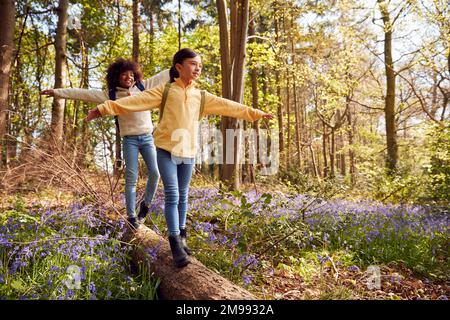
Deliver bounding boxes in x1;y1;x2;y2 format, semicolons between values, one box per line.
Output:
309;144;319;179
69;26;90;168
290;14;301;169
274;17;284;162
217;0;232;187
330;129;335;178
132;0;140;63
322;123;328;178
149;12;154;68
125;226;256;300
283;14;292;170
51;0;69;148
0;0;15;168
8;6;33;168
217;0;231;99
378;0;398;174
247;14;258;183
347;106;356;186
339;132;346;177
217;0;250;190
79;44;90;167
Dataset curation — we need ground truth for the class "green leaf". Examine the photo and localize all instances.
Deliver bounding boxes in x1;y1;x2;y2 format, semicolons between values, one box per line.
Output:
11;279;26;291
261;193;273;204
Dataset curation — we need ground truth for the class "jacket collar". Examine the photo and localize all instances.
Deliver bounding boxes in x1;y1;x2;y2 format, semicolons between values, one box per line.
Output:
115;82;140;92
174;77;197;89
115;86;129;92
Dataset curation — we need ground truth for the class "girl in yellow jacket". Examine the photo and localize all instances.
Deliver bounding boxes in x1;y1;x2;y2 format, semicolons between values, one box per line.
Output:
86;48;273;267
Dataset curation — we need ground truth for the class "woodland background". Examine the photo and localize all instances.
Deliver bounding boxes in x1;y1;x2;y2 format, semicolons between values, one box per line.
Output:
0;0;448;300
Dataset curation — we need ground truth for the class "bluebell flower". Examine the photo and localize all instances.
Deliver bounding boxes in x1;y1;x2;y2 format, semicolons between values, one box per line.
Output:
317;254;330;264
220;235;228;245
146;242;161;262
88;282;97;294
208;233;217;243
233;255;245;268
242;275;253;286
66;290;75;298
347;265;360;272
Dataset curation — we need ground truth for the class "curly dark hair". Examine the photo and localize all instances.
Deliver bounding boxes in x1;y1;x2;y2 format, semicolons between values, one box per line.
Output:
105;58;143;90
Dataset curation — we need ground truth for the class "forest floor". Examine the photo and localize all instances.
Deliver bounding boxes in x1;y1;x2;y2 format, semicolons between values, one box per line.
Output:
1;177;448;301
257;262;448;300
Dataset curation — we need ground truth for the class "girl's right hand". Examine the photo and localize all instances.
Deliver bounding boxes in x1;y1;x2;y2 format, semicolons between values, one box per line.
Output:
85;108;101;122
40;89;54;96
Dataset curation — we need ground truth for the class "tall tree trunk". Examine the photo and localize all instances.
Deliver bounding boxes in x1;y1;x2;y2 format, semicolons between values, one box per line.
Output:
309;144;319;179
32;15;45;142
330;128;335;178
149;12;154;69
378;0;398;174
217;0;249;190
51;0;69;149
178;0;182;50
293;84;301;168
132;0;140;63
0;0;15;169
322;123;328;178
283;14;291;170
72;99;81;161
217;0;231;99
347;105;356;186
339;132;346;176
79;46;90;167
290;14;301;169
8;6;31;167
286;77;291;170
430;71;438;117
274;18;284;163
317;144;323;179
231;0;249;189
248;14;258;183
69;27;90;167
217;0;233;187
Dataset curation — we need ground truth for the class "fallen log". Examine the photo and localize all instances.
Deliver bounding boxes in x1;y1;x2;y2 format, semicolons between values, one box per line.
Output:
124;225;256;300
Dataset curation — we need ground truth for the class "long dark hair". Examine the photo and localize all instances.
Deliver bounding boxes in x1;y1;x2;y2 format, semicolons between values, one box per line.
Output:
106;58;143;90
169;48;199;83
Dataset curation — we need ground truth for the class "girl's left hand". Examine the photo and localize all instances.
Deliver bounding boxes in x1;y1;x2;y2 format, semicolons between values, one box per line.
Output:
262;113;274;120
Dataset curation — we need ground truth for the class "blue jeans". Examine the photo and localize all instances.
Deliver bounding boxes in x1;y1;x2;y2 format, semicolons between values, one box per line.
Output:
122;133;160;218
156;148;194;236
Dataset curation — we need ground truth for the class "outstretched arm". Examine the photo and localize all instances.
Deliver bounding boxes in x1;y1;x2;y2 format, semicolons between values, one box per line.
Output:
40;88;108;104
85;83;165;122
203;92;273;121
142;69;170;89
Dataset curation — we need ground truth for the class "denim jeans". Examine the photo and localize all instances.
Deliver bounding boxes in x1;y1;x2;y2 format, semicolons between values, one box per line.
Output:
156;148;194;236
122;133;160;218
